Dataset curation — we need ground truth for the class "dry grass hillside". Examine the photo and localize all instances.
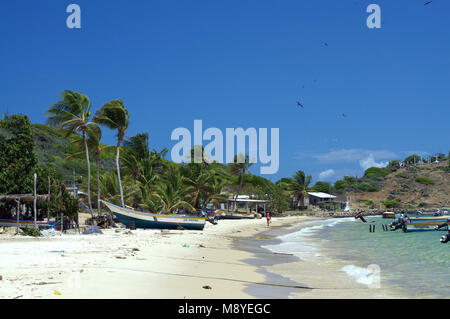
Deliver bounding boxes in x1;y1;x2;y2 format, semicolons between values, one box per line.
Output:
348;161;450;211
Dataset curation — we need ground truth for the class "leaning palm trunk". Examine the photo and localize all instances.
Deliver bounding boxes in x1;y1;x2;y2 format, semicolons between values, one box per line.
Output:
96;158;101;217
233;179;243;212
83;132;95;220
116;143;124;207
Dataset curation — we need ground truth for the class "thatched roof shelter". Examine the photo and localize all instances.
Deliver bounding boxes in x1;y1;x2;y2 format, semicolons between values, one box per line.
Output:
0;194;50;203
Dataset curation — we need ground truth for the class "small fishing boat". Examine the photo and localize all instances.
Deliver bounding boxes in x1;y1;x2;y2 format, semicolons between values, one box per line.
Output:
403;215;450;232
215;213;257;220
382;211;395;219
102;201;206;231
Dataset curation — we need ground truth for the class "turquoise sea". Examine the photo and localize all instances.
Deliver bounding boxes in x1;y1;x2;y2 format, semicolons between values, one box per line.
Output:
265;216;450;298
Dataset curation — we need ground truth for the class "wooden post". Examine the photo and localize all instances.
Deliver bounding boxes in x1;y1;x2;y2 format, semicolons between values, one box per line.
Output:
15;199;20;234
33;173;37;229
61;213;64;233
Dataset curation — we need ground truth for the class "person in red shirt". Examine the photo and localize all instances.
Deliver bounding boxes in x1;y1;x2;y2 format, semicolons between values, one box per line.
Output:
266;211;271;227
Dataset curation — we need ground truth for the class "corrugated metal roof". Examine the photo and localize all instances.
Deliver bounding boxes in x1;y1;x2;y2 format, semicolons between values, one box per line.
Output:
308;192;336;198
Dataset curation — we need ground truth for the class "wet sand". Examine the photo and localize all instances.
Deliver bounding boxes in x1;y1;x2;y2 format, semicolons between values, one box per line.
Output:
0;216;405;299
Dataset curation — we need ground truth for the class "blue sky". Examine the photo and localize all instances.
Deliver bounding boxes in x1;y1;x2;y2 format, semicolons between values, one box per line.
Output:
1;0;449;183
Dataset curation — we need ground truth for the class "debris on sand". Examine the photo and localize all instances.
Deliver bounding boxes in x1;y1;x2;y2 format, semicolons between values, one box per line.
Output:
82;226;103;235
202;285;212;290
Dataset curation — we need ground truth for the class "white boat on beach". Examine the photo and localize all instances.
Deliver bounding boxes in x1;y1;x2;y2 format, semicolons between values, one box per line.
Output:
102;201;206;231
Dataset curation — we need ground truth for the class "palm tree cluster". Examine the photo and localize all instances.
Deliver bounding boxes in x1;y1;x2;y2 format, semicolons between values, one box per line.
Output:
46;90;316;217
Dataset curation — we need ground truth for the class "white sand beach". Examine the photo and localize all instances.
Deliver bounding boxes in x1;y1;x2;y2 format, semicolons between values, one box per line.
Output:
0;216;398;299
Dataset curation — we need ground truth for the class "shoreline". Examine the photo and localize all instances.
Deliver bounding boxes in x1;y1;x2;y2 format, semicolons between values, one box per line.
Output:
246;217;412;299
0;216;413;299
0;216;312;299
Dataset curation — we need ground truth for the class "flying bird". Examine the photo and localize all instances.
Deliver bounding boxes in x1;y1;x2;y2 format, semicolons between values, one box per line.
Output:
324;42;328;46
342;113;347;118
297;101;304;108
424;1;432;5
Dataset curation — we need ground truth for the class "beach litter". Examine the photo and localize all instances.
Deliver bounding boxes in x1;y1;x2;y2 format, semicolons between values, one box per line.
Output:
82;226;103;235
0;275;2;280
48;250;65;253
199;244;206;248
41;228;58;237
202;285;212;290
53;290;62;295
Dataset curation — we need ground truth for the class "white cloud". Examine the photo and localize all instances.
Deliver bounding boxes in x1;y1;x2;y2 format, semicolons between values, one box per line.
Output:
312;149;397;164
359;154;389;170
318;169;335;180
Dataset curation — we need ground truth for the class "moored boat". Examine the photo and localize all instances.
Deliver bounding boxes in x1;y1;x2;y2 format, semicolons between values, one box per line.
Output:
403;215;450;232
102;201;206;231
382;211;395;219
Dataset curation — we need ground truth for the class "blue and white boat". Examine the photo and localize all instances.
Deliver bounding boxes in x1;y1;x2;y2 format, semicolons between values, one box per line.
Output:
102;201;206;231
404;215;450;232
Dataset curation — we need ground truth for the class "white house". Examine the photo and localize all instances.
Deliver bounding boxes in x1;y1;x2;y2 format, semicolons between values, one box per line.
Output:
307;192;336;206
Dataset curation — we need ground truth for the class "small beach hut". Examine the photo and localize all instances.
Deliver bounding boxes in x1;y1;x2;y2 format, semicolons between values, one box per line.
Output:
0;194;51;230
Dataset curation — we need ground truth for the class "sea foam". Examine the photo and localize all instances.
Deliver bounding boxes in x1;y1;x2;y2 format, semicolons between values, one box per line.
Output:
341;265;379;286
262;217;354;259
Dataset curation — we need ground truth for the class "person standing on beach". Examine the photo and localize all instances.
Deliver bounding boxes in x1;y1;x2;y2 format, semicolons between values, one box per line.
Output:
266;211;271;227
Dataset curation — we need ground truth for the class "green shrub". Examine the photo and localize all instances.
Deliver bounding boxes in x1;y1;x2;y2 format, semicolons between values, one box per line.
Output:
311;181;333;193
357;182;378;192
357;199;375;206
334;180;348;191
382;200;400;208
415;177;435;185
364;167;391;179
396;173;408;179
20;226;42;237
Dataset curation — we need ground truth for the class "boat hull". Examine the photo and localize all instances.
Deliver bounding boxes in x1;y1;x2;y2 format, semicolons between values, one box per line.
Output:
404;216;450;232
216;214;256;220
103;201;206;231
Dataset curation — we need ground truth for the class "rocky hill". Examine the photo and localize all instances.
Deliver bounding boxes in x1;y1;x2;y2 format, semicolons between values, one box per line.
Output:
346;161;450;211
32;124;115;181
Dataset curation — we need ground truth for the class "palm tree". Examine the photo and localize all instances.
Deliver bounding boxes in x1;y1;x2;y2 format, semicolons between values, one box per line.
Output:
153;168;195;214
46;90;96;218
94;99;130;207
66;124;115;216
228;154;253;212
182;164;214;210
202;173;229;209
286;170;312;209
98;171;140;207
121;133;151;182
122;132;168;183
